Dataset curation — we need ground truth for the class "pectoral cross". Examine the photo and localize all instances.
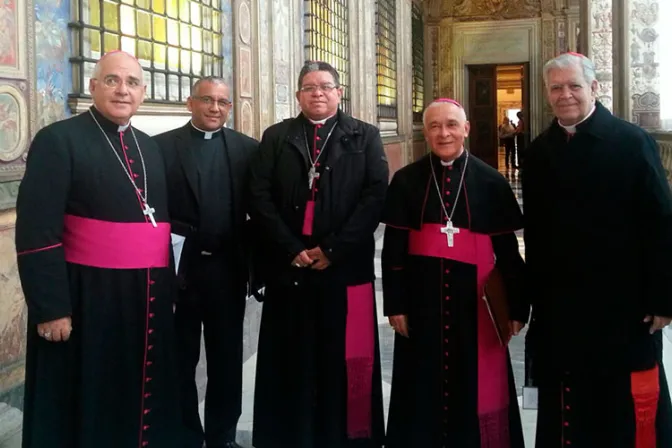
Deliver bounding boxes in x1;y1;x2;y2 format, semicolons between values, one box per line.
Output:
440;220;460;247
308;166;320;189
143;202;157;228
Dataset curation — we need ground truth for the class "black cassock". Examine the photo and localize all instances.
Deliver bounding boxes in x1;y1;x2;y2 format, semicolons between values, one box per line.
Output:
523;102;672;447
382;151;527;448
154;123;258;447
249;112;388;448
15;107;181;448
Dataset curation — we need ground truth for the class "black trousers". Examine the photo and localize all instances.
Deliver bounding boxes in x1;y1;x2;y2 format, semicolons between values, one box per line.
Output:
503;138;516;168
175;254;246;448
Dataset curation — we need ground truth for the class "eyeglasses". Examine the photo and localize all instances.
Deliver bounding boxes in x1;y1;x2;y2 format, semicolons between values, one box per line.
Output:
299;84;338;94
96;75;143;89
193;96;232;108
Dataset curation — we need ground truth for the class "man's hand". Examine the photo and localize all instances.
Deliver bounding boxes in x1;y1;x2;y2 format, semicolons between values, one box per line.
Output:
37;317;72;342
306;247;331;270
644;315;672;334
389;315;409;338
290;250;313;268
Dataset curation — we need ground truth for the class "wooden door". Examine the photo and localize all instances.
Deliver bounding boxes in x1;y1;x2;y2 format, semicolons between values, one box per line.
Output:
467;65;498;169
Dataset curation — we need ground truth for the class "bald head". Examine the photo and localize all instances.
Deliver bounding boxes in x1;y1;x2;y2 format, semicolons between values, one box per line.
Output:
89;51;146;125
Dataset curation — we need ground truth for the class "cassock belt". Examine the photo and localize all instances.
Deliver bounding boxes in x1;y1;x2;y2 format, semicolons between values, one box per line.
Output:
63;214;170;269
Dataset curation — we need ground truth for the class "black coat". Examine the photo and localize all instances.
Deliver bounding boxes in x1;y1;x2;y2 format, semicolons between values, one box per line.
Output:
154;123;259;293
248;110;389;287
522;102;672;373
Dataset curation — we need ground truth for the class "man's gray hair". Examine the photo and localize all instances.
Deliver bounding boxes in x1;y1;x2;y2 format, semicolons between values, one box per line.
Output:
191;76;228;95
92;50;144;80
297;61;340;90
543;53;597;85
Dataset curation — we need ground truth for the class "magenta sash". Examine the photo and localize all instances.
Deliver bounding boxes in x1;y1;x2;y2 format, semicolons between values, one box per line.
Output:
409;224;511;446
62;214;170;269
345;283;375;439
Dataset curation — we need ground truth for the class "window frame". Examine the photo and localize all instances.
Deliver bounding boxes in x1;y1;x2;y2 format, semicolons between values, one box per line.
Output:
375;0;397;120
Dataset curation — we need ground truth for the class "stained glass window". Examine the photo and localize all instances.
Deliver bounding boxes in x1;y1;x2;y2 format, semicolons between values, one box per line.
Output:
376;0;396;120
70;0;224;102
304;0;350;114
412;2;424;123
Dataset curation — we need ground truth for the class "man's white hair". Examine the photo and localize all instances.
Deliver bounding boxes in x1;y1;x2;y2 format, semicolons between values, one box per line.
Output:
422;100;467;126
542;52;596;86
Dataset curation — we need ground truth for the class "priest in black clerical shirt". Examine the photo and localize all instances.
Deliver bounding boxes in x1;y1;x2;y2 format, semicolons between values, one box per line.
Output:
153;77;258;448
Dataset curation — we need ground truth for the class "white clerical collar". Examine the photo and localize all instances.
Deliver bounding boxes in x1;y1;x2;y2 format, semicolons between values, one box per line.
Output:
559;103;596;134
117;122;130;132
306;114;336;125
439;148;465;166
190;121;220;140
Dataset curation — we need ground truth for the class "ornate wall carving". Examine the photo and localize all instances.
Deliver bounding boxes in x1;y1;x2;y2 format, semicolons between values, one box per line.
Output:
629;0;660;129
234;0;257;137
438;21;453;99
590;0;613;111
429;25;441;98
452;0;540;21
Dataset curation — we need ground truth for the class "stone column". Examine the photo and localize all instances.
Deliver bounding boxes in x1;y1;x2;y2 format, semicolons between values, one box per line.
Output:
348;1;377;124
627;0;661;129
396;0;414;164
587;0;614;112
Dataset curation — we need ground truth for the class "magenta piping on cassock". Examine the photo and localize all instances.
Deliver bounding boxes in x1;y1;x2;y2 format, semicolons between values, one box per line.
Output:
408;224;511;447
62;215;170;269
17;243;63;256
345;283;375;439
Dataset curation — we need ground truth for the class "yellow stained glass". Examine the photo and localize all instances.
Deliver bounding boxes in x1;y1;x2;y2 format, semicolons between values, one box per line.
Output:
138;40;152;61
86;28;101;53
121;0;133;5
180;23;191;48
202;11;211;30
211;0;218;9
168;46;180;70
167;0;178;17
203;31;212;53
153;16;167;42
212;11;220;32
179;0;190;21
86;0;100;26
191;28;202;51
137;10;151;39
190;2;201;26
152;0;165;14
153;43;166;66
103;1;119;31
167;19;179;45
136;0;149;8
121;36;136;55
104;32;119;51
181;50;191;72
120;5;135;34
192;52;202;74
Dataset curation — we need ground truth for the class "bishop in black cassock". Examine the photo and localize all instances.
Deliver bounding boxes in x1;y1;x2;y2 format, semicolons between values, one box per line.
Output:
153;77;258;448
249;62;387;448
15;51;181;447
524;53;672;448
382;99;527;447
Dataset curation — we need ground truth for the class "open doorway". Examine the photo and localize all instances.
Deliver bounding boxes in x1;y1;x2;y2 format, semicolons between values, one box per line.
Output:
467;63;529;174
496;64;525;176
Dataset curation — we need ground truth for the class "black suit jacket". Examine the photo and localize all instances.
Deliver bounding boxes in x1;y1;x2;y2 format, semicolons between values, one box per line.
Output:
153;123;259;294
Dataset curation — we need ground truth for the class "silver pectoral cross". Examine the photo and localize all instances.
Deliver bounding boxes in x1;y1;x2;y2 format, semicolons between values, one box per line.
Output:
440;220;460;247
142;202;157;228
308;166;320;189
